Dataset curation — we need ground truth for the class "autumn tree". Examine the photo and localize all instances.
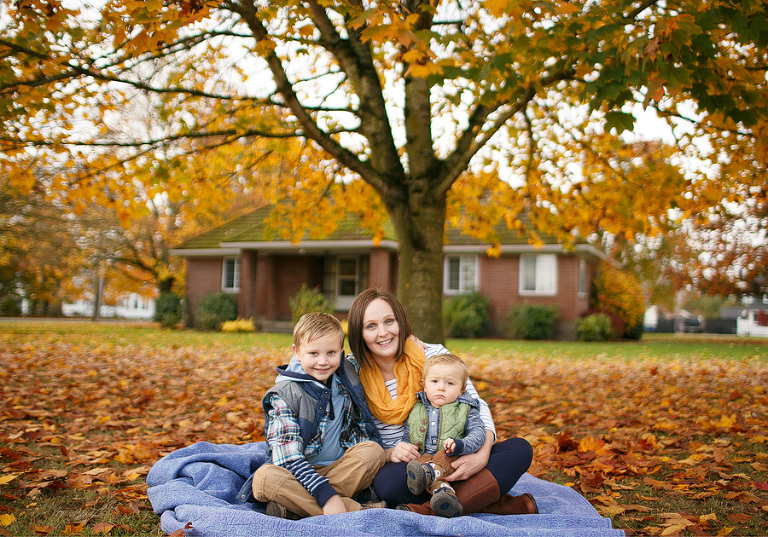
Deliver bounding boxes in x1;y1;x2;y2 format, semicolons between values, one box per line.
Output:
2;1;767;341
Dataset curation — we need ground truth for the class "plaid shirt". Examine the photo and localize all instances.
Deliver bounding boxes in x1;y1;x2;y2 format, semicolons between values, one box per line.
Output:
264;377;372;467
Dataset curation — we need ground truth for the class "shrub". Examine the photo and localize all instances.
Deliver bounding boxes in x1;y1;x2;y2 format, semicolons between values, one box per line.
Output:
221;317;256;332
576;313;616;342
153;292;182;329
0;297;22;317
289;284;334;324
507;304;559;340
443;293;491;338
195;292;237;331
624;314;645;340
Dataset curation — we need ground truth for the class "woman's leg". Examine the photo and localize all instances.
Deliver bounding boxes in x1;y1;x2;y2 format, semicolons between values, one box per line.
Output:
372;461;430;506
485;437;533;494
398;437;535;516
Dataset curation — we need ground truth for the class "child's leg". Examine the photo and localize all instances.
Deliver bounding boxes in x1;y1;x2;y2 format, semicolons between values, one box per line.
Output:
407;451;458;495
321;441;386;499
429;449;458;480
252;463;366;517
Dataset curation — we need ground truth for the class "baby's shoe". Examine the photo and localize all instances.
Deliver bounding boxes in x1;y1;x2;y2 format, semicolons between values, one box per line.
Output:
406;460;436;494
430;485;462;518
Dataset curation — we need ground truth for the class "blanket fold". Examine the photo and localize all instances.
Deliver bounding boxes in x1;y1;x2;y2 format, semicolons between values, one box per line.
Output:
147;441;624;537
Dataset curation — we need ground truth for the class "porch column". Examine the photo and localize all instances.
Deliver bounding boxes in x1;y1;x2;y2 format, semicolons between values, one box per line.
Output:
368;249;393;291
254;253;276;320
239;250;258;318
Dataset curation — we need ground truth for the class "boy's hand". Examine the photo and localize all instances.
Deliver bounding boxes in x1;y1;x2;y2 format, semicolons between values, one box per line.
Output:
387;442;420;463
443;438;456;455
322;494;347;515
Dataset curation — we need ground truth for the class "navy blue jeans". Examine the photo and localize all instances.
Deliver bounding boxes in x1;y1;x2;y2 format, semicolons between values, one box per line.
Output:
372;437;533;506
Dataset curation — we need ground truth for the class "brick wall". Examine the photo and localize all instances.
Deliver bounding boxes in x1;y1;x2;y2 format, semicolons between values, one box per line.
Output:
186;258;225;324
477;253;593;339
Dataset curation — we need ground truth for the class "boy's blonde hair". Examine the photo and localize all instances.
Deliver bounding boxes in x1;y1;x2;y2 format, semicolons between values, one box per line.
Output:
293;312;345;350
422;353;469;389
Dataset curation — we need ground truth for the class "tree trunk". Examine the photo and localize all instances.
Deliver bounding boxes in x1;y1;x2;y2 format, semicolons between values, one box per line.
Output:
388;195;446;344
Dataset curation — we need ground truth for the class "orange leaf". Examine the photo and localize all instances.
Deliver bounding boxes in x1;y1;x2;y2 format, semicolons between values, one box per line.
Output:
92;522;114;535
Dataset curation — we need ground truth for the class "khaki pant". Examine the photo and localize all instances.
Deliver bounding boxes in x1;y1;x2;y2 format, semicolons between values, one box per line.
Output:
252;441;386;517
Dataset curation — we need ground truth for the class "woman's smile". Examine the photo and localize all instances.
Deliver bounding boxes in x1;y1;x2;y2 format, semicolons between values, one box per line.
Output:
362;298;401;361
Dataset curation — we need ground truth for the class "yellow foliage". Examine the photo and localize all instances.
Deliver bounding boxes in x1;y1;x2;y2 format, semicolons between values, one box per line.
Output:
593;262;645;331
221;318;257;333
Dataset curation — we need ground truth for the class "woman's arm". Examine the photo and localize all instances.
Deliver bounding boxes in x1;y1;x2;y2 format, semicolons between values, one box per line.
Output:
444;430;493;482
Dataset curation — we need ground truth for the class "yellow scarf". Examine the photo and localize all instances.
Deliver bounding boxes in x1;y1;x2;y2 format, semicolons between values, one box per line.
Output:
359;339;426;425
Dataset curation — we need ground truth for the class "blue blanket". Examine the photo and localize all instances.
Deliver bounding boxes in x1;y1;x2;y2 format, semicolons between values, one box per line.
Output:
147;441;623;537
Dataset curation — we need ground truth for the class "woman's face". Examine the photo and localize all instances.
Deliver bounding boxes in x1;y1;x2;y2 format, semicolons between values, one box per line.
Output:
362;298;401;362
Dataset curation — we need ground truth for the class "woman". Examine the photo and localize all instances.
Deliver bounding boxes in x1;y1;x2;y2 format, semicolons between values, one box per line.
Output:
347;288;537;516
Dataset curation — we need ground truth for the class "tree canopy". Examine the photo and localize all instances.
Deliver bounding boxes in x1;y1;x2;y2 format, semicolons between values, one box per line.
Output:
2;0;766;339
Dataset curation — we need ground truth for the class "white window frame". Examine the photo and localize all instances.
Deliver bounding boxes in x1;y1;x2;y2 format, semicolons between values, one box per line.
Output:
222;257;240;292
519;254;557;296
578;258;588;296
335;256;359;310
443;254;479;295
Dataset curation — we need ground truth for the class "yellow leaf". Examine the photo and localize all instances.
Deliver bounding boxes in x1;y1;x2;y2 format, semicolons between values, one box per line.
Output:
0;474;18;486
0;513;15;527
715;414;736;428
717;527;735;536
699;513;718;525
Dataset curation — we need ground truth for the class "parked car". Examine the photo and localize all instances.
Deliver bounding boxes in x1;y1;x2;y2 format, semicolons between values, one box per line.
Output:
676;313;705;333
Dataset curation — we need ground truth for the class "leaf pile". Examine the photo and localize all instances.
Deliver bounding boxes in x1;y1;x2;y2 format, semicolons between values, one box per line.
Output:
471;354;768;535
1;328;767;536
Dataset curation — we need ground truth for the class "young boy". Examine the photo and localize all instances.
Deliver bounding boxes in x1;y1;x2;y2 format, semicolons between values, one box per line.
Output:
251;312;385;518
400;353;487;518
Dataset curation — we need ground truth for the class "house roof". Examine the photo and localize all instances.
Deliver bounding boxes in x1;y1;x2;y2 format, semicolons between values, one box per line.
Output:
172;205;605;259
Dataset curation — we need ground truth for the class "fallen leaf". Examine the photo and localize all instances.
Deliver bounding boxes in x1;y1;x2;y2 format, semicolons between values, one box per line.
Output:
725;513;751;524
0;475;17;486
92;522;114;534
0;514;15;527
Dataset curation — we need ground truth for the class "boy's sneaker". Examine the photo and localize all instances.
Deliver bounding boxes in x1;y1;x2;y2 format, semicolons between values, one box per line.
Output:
406;460;436;494
430;486;462;518
265;500;301;520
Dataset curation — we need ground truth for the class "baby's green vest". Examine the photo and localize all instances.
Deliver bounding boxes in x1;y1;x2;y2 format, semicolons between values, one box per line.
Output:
407;401;470;454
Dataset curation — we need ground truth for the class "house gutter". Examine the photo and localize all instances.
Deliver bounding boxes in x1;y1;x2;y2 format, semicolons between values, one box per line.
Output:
218;239;400;252
443;243;607;259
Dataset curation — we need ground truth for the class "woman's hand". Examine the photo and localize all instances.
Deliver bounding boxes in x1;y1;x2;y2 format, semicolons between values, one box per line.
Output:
386;442;420;463
408;334;429;351
444;430;493;482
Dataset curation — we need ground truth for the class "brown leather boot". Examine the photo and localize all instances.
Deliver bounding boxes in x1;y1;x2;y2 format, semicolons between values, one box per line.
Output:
478;492;538;515
449;468;501;514
398;468;501;516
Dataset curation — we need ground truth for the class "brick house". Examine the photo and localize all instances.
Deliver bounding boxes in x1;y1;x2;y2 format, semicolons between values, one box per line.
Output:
171;206;605;339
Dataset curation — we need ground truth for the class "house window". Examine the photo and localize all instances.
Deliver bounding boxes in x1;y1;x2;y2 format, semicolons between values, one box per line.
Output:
578;258;588;296
520;254;557;295
444;255;478;294
222;257;240;291
324;256;368;310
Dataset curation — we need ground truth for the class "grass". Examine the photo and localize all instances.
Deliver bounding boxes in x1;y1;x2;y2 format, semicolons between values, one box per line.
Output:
0;320;766;536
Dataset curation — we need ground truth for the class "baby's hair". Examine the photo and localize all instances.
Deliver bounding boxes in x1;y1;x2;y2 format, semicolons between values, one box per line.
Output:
423;353;469;389
293;312;345;350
